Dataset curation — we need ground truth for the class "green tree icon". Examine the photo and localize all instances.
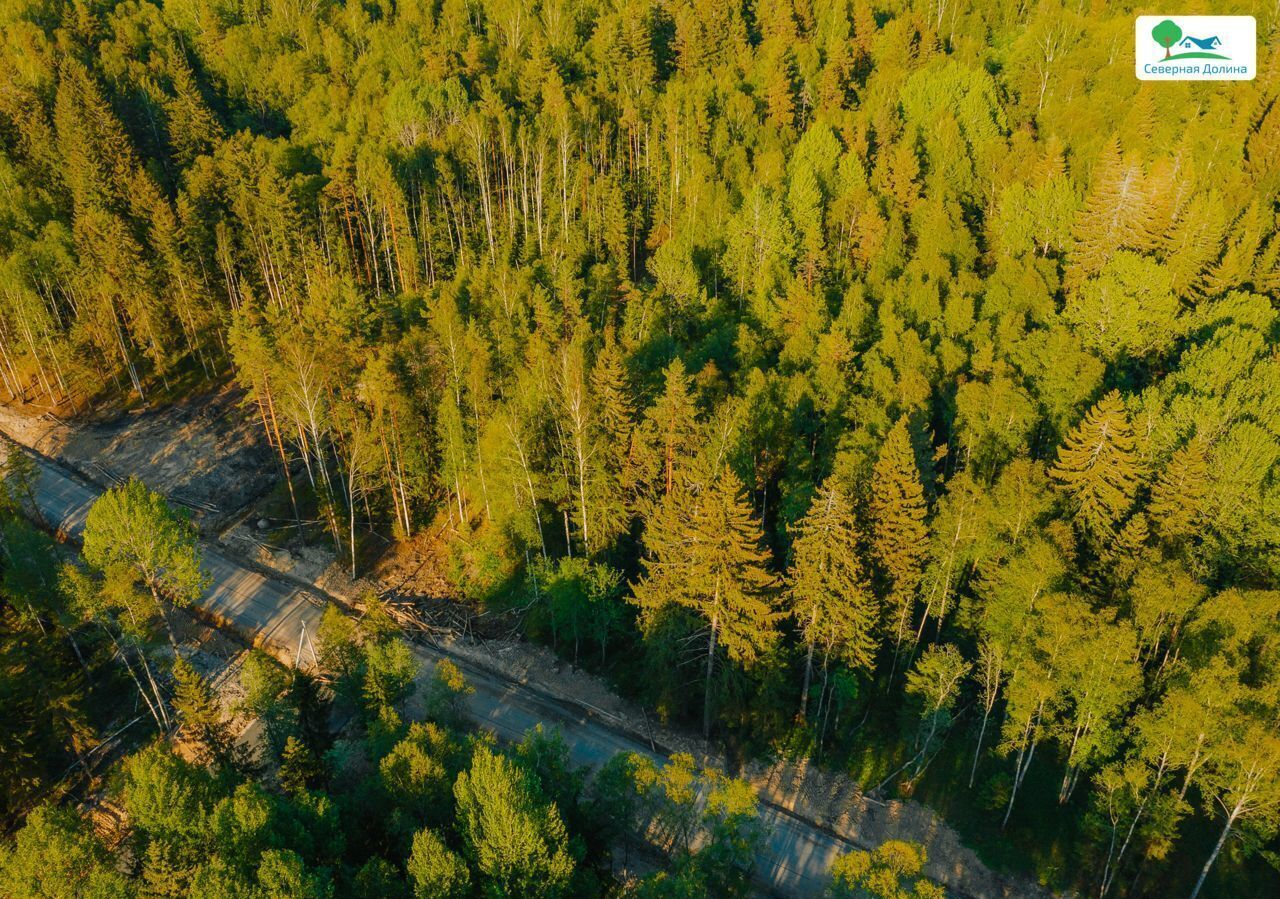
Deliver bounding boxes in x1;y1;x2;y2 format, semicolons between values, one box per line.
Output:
1152;19;1182;59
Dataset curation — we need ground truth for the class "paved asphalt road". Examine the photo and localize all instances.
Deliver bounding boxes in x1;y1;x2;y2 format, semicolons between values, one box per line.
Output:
4;439;864;897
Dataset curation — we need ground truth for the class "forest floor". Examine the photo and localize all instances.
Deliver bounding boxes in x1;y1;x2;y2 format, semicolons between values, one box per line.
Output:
0;395;1059;899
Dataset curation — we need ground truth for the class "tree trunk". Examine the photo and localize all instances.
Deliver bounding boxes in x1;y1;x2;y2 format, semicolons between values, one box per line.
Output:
970;704;991;788
1189;809;1238;899
1101;756;1167;897
1003;707;1041;829
799;633;816;720
150;583;179;650
110;634;164;729
703;613;719;740
349;488;358;579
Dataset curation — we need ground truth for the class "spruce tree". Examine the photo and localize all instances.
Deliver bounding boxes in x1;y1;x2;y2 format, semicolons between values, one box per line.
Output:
278;736;320;796
589;330;636;541
787;482;877;719
1070;137;1155;284
592;332;633;451
1050;391;1142;538
1148;438;1209;545
172;656;228;765
870;420;929;647
641;358;700;495
632;469;780;738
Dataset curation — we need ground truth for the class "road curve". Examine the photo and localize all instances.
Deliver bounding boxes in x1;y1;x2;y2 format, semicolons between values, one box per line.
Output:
2;438;860;897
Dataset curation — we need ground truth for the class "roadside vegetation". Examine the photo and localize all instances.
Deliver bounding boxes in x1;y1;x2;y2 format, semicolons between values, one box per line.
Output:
4;462;938;897
5;459;954;897
2;0;1280;894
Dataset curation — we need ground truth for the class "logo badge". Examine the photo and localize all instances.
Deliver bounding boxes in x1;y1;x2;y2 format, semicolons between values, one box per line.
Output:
1136;16;1255;80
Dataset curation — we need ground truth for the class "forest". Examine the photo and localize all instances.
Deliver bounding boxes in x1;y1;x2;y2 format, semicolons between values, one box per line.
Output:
2;0;1280;895
0;450;830;897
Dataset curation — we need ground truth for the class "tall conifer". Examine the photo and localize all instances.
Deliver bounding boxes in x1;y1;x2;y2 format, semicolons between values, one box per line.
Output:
871;420;929;647
633;469;779;737
788;482;876;719
1050;391;1142;538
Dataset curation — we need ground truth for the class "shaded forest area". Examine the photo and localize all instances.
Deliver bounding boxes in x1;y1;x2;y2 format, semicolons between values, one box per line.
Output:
0;456;816;897
3;0;1280;895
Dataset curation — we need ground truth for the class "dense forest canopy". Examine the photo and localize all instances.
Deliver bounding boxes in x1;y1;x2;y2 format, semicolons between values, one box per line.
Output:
3;0;1280;894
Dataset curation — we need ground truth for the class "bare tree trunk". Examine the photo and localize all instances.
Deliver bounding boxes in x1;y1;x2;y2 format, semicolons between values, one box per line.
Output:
970;705;992;788
703;613;719;741
799;633;816;720
1189;808;1239;899
149;583;179;650
1003;706;1041;829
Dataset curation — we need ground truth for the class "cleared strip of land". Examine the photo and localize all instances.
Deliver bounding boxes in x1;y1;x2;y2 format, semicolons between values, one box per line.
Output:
1;435;864;898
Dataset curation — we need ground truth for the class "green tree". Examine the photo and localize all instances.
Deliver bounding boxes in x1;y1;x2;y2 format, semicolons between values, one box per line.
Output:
827;840;944;898
408;828;472;899
423;659;474;728
172;655;230;766
1064;254;1181;362
379;722;458;838
0;448;39;522
1148;438;1209;545
640;359;701;496
1151;20;1182;58
871;420;929;648
239;649;295;757
787;482;877;720
0;805;130;899
1190;716;1280;899
256;849;334;899
452;745;576;898
904;644;970;781
1050;391;1142;538
279;736;321;796
695;771;766;897
362;637;420;728
82;479;208;648
632;470;780;738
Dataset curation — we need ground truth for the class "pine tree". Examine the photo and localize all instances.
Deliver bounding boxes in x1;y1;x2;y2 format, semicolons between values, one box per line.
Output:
453;745;575;896
1050;391;1142;538
1149;438;1209;544
870;420;929;647
632;469;780;738
787;482;877;719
